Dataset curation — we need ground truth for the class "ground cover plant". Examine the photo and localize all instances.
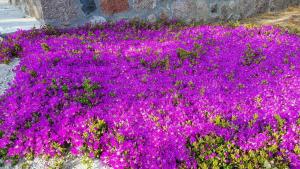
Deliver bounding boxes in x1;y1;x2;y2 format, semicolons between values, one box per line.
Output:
0;21;300;168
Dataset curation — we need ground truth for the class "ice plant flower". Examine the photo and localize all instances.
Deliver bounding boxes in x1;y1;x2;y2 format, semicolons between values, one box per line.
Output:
0;21;299;168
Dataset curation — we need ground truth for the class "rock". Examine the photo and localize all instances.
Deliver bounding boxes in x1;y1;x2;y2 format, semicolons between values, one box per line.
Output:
263;160;272;169
64;158;111;169
171;0;209;22
1;156;111;169
238;0;270;17
210;3;218;14
80;0;97;15
100;0;129;15
171;0;193;21
0;58;19;96
132;0;157;10
7;0;300;27
220;1;240;21
270;0;288;11
147;14;157;23
238;0;256;18
89;15;106;24
255;0;270;14
40;0;85;26
159;8;169;21
194;1;209;22
220;5;230;21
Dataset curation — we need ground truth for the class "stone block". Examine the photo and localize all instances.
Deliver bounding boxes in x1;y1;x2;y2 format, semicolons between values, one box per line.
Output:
270;0;289;11
159;9;169;21
100;0;129;15
89;15;107;24
80;0;97;15
172;0;208;22
254;0;270;14
40;0;85;26
147;14;157;22
132;0;157;10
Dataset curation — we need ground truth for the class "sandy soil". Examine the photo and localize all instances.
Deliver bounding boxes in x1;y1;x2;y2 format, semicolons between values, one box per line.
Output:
241;6;300;35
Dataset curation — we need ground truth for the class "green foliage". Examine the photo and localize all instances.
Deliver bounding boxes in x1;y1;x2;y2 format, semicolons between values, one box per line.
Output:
11;43;22;57
83;79;99;94
51;79;59;90
81;154;93;169
41;43;50;52
77;96;92;106
228;20;241;28
187;134;290;169
177;48;198;61
21;66;27;72
41;24;60;36
214;115;231;128
89;119;107;140
29;70;38;78
140;58;147;67
49;156;64;169
52;141;71;156
75;79;101;106
274;114;285;130
294;145;300;155
141;57;171;71
79;119;108;158
61;85;68;93
0;148;7;159
242;44;265;66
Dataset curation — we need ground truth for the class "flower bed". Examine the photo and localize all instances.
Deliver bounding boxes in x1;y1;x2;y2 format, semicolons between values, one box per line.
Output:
0;21;300;168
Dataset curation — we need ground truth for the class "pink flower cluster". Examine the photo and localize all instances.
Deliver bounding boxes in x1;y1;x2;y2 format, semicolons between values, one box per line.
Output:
0;22;300;168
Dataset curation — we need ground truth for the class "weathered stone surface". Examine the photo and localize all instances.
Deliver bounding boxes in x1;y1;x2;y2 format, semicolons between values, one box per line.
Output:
254;0;270;14
159;8;169;21
238;0;271;18
194;1;209;22
8;0;300;31
80;0;97;15
172;0;209;22
210;3;218;14
1;156;111;169
132;0;157;10
100;0;129;15
89;15;107;24
219;1;240;21
171;0;193;20
147;14;156;22
270;0;289;11
238;0;256;18
0;58;19;96
40;0;85;26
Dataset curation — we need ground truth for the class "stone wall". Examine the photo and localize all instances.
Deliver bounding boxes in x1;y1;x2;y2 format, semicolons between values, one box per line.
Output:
10;0;300;27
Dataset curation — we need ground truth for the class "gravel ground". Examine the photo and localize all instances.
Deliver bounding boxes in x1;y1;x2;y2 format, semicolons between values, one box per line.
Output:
1;157;111;169
0;58;19;96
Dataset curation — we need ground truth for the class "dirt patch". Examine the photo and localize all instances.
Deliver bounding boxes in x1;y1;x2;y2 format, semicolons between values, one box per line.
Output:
241;6;300;35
